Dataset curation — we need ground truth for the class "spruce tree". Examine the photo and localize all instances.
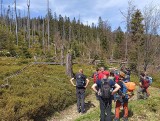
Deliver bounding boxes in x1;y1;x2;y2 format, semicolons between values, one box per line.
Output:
130;9;144;72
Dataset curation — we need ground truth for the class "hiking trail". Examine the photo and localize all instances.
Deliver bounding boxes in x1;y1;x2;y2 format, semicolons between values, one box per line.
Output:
48;86;159;121
48;92;99;121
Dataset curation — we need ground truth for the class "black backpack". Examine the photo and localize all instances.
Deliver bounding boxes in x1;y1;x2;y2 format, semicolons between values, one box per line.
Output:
100;79;112;99
76;74;86;88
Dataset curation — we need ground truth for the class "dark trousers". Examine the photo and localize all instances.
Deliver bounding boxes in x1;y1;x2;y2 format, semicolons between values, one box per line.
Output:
76;88;85;112
99;97;112;121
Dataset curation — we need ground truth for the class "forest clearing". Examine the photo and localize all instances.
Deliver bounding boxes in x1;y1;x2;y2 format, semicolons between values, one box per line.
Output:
0;0;160;121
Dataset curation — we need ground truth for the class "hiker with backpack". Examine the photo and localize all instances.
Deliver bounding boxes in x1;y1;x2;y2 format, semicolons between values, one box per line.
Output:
70;69;90;113
92;75;120;121
138;72;151;99
114;71;130;121
145;72;153;86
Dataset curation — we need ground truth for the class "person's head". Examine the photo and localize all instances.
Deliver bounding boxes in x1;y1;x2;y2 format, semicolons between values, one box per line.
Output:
110;71;115;77
79;69;83;73
96;67;99;72
119;71;125;80
144;72;148;76
140;72;145;77
100;67;105;72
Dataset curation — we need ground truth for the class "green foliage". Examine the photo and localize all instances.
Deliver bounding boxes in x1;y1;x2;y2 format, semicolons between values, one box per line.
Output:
0;58;93;120
113;27;125;59
75;108;100;121
72;42;80;58
130;9;145;72
151;72;160;88
131;9;144;43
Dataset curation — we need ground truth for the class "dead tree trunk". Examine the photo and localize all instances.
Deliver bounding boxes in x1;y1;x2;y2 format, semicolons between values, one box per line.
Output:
27;0;30;48
61;23;65;65
0;0;2;17
47;0;50;50
14;0;18;46
66;52;73;77
61;45;64;65
66;24;73;77
42;18;45;54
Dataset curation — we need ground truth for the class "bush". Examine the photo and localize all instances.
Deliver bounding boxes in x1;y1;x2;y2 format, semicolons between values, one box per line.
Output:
0;59;93;120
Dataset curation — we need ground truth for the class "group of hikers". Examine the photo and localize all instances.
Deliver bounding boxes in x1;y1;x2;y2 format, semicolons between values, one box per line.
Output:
70;66;152;121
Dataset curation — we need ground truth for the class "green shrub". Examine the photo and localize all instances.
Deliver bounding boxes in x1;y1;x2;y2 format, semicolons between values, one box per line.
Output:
0;58;93;120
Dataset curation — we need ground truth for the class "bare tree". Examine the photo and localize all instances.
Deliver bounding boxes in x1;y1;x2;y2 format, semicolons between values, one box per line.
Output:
32;19;36;44
120;0;135;62
23;9;26;42
14;0;18;46
6;5;10;27
143;4;160;71
11;7;14;31
1;0;3;18
66;25;73;77
61;23;65;65
42;18;45;53
47;0;50;50
66;51;73;77
27;0;30;48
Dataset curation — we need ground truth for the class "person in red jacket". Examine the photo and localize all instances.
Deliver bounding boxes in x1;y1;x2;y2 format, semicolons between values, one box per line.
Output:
98;67;110;80
91;68;100;83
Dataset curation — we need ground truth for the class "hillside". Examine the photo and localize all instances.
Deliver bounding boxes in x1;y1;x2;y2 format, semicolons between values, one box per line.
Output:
0;1;160;121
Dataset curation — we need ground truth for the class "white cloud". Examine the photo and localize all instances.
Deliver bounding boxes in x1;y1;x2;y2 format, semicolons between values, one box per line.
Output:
3;0;160;30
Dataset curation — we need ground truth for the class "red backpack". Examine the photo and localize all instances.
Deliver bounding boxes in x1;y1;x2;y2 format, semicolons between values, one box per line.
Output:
93;72;99;83
142;79;150;88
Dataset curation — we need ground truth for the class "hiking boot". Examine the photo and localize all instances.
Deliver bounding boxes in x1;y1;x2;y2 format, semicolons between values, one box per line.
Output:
81;109;86;114
114;118;120;121
77;109;81;113
122;117;128;121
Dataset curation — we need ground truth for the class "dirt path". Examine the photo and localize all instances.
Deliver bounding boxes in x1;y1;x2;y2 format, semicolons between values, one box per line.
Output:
48;92;137;121
47;86;158;121
48;92;99;121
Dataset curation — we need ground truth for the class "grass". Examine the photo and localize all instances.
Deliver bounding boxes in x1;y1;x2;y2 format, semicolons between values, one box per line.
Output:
75;108;100;121
75;86;160;121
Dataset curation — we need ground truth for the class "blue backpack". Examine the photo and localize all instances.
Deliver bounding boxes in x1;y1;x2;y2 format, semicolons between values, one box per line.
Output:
146;76;153;85
115;82;128;102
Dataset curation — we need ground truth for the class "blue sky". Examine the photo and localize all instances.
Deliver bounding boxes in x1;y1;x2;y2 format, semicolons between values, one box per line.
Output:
3;0;160;31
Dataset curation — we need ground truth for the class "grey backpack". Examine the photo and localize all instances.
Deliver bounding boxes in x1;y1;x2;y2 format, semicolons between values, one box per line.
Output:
100;79;112;99
76;74;86;87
